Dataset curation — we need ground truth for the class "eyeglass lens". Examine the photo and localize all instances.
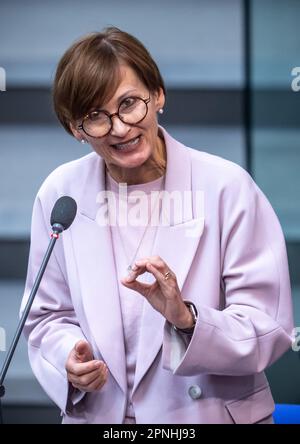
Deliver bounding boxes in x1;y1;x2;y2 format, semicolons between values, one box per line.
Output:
82;97;148;138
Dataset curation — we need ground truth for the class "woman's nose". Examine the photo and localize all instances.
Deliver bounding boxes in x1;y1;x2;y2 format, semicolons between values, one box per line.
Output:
109;115;131;137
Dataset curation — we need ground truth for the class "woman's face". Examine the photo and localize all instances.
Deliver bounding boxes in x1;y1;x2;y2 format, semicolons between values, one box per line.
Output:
72;64;165;175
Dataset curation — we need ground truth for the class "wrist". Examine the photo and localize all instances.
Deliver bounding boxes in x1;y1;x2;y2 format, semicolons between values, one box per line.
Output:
174;304;194;329
173;301;198;334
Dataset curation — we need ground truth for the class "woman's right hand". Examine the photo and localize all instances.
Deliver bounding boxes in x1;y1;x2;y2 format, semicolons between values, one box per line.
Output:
66;340;108;392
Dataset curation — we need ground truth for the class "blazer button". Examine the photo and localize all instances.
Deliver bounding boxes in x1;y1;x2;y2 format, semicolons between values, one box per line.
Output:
188;385;202;400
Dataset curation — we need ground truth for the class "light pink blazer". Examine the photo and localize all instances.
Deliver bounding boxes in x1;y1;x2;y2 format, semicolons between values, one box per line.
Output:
22;127;294;424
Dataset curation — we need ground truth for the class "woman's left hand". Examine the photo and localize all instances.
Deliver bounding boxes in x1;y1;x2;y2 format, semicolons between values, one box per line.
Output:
121;255;194;329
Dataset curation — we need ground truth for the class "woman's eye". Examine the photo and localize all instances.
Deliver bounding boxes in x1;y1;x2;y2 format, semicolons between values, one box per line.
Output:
122;97;137;108
89;111;105;121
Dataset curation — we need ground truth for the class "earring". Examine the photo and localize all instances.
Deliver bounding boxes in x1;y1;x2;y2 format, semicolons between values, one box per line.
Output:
81;139;86;144
158;108;164;114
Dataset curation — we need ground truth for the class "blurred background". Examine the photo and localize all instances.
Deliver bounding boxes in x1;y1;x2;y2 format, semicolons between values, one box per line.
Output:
0;0;299;423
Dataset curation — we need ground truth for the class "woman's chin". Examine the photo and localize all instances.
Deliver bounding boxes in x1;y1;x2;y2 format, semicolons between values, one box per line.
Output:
118;153;149;169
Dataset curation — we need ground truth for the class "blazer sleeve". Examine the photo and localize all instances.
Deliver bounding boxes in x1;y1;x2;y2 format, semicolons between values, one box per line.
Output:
162;167;294;376
21;194;86;413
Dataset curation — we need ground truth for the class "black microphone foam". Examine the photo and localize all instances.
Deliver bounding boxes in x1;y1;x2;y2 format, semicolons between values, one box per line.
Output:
50;196;77;231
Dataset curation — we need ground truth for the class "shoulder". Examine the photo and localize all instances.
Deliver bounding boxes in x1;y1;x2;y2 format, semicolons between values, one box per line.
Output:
185;145;256;200
162;127;253;192
187;147;276;227
190;146;250;180
162;126;259;205
37;152;100;199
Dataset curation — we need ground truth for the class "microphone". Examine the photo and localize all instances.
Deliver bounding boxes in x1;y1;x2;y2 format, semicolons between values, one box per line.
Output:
0;196;77;423
51;196;77;233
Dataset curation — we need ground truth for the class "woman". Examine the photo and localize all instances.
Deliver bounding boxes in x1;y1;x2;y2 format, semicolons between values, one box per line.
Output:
22;27;294;424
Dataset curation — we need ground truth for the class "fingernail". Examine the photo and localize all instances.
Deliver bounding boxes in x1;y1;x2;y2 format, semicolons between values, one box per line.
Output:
131;264;138;271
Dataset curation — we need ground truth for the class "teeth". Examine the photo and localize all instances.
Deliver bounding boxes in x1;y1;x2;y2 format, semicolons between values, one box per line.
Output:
114;136;140;150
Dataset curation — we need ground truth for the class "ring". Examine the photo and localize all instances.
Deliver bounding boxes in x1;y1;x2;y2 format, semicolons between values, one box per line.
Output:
164;271;171;280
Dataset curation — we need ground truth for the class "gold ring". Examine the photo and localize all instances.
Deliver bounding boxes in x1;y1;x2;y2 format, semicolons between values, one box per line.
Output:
164;271;171;280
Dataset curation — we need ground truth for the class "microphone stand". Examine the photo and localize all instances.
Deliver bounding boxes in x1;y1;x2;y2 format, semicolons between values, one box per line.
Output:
0;226;63;424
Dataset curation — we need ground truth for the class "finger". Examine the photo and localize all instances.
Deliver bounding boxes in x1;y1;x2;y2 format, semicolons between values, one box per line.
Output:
122;256;169;284
147;260;177;284
121;261;170;294
75;340;88;355
67;359;103;376
70;370;106;390
67;358;101;375
135;256;165;270
85;368;108;392
71;380;97;392
133;261;166;285
72;369;108;392
123;256;171;282
121;265;150;284
145;262;166;285
86;374;107;392
121;265;148;283
95;368;109;391
121;277;152;296
75;340;93;362
135;257;173;277
68;365;106;385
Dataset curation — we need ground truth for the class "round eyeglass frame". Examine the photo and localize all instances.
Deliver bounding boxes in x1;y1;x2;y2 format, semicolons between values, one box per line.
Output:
77;95;151;138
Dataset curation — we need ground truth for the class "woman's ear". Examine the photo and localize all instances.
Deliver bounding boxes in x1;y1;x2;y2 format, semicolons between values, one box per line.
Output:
155;87;165;112
70;122;85;142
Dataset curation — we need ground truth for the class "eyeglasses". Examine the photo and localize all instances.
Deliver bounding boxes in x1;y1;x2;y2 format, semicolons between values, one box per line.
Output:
78;95;151;138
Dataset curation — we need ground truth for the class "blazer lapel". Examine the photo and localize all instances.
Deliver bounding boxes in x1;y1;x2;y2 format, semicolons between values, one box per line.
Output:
70;155;127;394
132;129;205;394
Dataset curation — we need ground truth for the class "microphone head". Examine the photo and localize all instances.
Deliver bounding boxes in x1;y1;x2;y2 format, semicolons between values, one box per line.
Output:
50;196;77;232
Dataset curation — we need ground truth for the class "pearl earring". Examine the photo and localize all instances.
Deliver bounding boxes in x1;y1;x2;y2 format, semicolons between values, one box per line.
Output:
158;108;164;114
81;139;86;144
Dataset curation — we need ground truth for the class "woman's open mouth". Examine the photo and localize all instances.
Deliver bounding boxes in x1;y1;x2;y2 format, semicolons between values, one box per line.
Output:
111;135;141;152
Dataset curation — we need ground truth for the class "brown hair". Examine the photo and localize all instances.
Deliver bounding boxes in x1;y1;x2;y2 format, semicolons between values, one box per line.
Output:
53;27;166;136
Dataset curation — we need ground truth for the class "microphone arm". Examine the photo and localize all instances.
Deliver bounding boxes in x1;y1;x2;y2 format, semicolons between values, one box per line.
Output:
0;226;63;424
